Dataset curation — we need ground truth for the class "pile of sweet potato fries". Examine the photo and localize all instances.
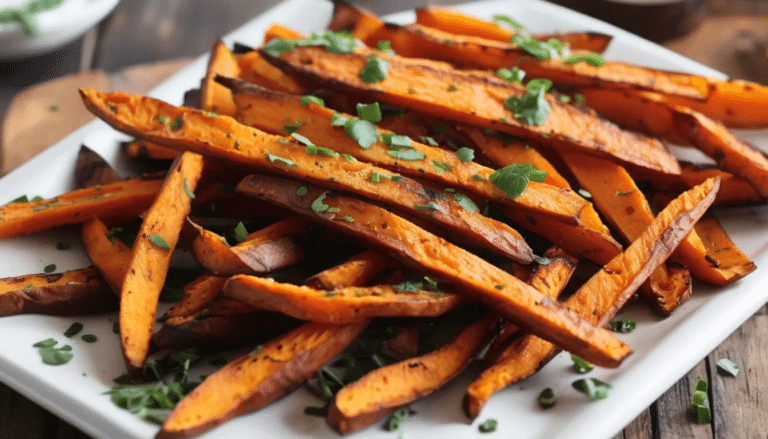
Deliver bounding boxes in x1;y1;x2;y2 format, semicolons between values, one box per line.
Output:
1;2;765;437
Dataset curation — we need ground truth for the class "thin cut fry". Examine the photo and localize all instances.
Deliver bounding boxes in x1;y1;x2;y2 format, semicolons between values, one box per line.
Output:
0;178;162;238
237;173;631;368
464;177;720;419
304;250;391;290
261;45;681;175
119;151;204;375
0;266;116;316
75;145;121;188
223;274;463;324
157;321;368;439
327;313;498;434
79;89;535;264
80;217;133;295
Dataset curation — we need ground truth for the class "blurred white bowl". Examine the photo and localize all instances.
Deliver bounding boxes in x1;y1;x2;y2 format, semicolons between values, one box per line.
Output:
0;0;119;58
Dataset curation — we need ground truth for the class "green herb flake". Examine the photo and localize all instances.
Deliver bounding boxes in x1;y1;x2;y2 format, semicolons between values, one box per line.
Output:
572;378;612;401
304;406;327;417
262;31;356;56
578;188;592;198
538;388;557;409
376;39;394;55
282;120;305;133
387;149;425;161
453;193;479;213
296;186;308;197
414;201;440;211
692;378;711;424
370;172;381;183
489;163;547;198
44;263;56;273
81;334;98;343
311;192;331;213
472;174;486;181
342;215;355;223
157;115;167;124
147;234;171;250
455;147;475;163
478;418;498;433
380;133;412;149
341;153;356;162
169;117;184;130
497;66;526;83
343;119;378;148
64;323;84;338
494;285;503;290
448;82;460;92
330;112;349;127
716;358;740;377
359;55;389;83
300;95;325;107
609;317;637;333
250;345;264;357
570;354;594;373
56;241;72;250
33;338;58;349
182;178;195;199
291;132;314;147
535;257;551;265
504;82;551;125
9;194;29;204
565;52;606;66
266;153;300;168
420;136;439;146
234;222;248;243
432;160;452;174
49;103;59;111
493;14;524;31
356;102;382;123
616;190;634;196
385;407;415;431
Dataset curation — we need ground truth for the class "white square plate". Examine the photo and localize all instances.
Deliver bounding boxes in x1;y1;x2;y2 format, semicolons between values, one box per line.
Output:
0;1;766;438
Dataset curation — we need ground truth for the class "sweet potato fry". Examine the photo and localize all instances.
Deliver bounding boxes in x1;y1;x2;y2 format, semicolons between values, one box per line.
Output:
185;218;308;275
223;274;463;324
123;138;179;161
200;40;241;117
327;0;385;42
414;6;613;52
560;152;693;314
0;178;163;238
692;212;756;283
157;321;368;439
327;313;498;434
363;22;709;100
79;89;535;264
163;275;228;320
0;266;117;316
261;45;680;175
119;152;204;375
75;145;121;188
221;77;600;232
236;50;306;94
464;177;720;419
153;298;297;353
237;173;631;368
304;250;391;290
80;217;133;295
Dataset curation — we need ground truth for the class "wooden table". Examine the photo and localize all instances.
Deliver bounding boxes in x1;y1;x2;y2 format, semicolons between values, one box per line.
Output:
1;1;766;438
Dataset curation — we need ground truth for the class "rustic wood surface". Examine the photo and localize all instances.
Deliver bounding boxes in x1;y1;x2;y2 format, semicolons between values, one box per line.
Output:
0;1;767;438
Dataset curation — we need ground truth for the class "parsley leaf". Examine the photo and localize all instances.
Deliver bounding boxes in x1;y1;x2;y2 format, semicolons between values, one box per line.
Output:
262;31;356;56
538;388;557;409
572;378;612;401
497;66;526;83
147;234;170;250
493;14;524;31
716;358;740;377
504;81;551;125
359;55;389;83
343;119;378;148
570;354;594;373
356;102;382;123
455;147;475;163
387;149;425;161
300;95;325;106
565;52;606;66
488;163;547;198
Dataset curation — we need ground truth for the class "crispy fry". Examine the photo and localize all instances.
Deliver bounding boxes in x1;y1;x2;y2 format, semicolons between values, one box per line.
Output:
237;173;631;368
75;145;121;188
414;6;613;52
304;249;391;290
0;266;117;316
119;152;204;375
80;217;133;295
261;45;680;175
327;313;498;434
224;274;463;324
0;178;163;238
157;321;368;439
79;89;536;264
464;177;720;419
200;40;241;117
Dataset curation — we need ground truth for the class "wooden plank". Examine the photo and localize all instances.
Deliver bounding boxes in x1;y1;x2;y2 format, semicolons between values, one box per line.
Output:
655;360;713;438
707;304;768;438
613;407;653;439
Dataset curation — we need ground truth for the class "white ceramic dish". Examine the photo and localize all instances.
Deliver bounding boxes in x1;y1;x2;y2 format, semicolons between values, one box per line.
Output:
0;0;119;58
0;1;766;438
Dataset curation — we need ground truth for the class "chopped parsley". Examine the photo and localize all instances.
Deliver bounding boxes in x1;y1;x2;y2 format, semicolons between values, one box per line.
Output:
33;338;73;365
414;201;440;211
538;388;557;409
356;102;382;123
496;66;526;84
300;95;325;106
296;186;308;196
488;163;547;198
570;354;594;373
311;192;331;213
692;379;711;424
432;160;452;173
147;234;171;250
233;222;248;243
359;56;389;83
572;378;612;401
262;31;356;56
182;178;195;199
565;52;606;67
266;153;300;168
387;149;425;161
609;317;636;333
64;323;84;338
282;120;305;133
343;119;378;148
385;407;415;431
493;14;524;31
478;418;498;433
43;263;56;273
455;147;475;163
